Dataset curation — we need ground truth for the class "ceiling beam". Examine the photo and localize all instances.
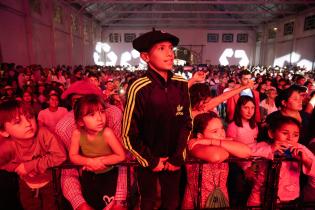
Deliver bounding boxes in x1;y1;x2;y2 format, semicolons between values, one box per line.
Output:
101;19;256;25
70;0;315;5
97;10;295;14
102;23;255;27
102;17;262;22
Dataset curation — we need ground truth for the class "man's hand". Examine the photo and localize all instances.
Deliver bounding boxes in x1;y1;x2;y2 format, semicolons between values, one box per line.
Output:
152;157;168;172
76;202;94;210
193;71;208;83
188;70;208;88
245;80;255;89
164;162;180;171
15;163;28;176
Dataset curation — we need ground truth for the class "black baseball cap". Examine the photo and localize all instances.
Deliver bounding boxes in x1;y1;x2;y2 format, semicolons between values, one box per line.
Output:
132;28;179;53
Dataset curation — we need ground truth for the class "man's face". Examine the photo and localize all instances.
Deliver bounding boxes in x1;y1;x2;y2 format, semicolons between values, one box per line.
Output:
49;95;59;109
240;74;251;86
297;78;306;85
106;81;114;91
89;77;99;88
75;71;82;78
141;41;175;72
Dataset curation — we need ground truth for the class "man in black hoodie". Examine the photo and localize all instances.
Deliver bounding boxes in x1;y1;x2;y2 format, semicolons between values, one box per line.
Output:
122;29;192;210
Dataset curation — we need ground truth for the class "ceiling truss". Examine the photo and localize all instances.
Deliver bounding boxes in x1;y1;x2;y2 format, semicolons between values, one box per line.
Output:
64;0;315;30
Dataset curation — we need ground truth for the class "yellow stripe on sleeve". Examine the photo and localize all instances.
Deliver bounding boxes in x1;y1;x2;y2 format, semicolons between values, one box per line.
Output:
122;78;151;167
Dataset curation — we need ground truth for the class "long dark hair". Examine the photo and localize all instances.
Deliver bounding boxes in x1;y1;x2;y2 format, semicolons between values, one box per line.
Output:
233;95;256;129
189;83;211;109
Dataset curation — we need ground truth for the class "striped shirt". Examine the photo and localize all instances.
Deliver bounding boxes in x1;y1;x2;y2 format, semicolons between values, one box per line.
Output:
55;104;125;209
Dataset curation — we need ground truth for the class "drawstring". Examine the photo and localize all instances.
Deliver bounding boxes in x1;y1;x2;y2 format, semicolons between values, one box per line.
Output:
34;188;39;198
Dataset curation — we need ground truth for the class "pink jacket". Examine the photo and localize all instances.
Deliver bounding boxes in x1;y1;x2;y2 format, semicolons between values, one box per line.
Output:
248;142;315;204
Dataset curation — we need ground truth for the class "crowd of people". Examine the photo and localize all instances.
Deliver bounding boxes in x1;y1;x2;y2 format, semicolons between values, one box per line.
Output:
0;29;315;210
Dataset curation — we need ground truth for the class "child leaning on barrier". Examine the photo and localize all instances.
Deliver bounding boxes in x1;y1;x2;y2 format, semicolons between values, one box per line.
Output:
69;94;125;210
248;115;315;206
0;100;66;210
182;111;251;209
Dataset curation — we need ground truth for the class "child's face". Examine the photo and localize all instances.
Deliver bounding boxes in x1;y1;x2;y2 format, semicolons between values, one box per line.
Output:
271;123;299;143
240;101;255;120
200;118;226;139
142;41;174;72
4;114;37;140
82;107;106;133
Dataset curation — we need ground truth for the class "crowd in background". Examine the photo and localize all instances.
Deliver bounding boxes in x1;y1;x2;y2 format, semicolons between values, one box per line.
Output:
0;62;315;210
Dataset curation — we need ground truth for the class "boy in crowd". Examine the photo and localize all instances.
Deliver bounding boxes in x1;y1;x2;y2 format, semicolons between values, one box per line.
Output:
37;93;68;132
0;100;66;210
122;29;192;210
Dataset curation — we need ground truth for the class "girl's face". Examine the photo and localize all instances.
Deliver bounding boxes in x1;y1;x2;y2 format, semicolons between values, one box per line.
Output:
240;101;255;121
199;118;226;139
270;123;299;143
81;105;106;133
284;91;302;111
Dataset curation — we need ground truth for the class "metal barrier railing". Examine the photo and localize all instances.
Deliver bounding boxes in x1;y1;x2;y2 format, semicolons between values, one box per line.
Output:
51;157;315;210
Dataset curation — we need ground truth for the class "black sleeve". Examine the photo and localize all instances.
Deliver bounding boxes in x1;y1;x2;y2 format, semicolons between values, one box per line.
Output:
122;80;159;168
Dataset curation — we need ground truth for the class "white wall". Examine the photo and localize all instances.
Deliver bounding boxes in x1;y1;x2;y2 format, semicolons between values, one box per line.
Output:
256;8;315;70
0;0;102;66
100;28;256;67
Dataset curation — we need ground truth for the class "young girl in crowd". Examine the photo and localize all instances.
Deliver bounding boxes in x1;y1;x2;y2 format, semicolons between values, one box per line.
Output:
226;95;259;206
227;95;258;146
248;116;315;205
69;94;125;210
266;86;311;146
182;112;251;209
0;100;66;210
